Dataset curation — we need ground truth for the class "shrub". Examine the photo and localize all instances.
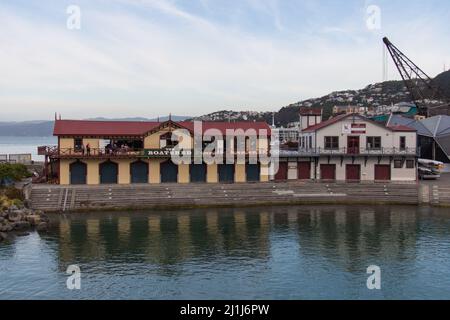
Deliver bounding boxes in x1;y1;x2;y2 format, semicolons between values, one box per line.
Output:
11;198;24;208
3;187;24;201
0;163;32;183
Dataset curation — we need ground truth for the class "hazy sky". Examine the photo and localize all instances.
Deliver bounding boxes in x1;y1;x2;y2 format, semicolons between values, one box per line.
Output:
1;0;450;121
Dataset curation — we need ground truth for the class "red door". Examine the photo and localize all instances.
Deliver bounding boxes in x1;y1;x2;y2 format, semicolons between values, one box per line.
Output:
375;165;391;181
347;136;360;154
346;164;361;181
320;164;336;180
275;162;288;180
298;162;311;180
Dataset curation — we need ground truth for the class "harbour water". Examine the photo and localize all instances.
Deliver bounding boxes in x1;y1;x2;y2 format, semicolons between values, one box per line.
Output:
0;136;56;161
1;205;450;300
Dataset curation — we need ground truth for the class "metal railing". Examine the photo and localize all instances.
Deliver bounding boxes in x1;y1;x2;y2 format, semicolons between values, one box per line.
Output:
38;146;270;158
39;146;145;157
276;147;420;157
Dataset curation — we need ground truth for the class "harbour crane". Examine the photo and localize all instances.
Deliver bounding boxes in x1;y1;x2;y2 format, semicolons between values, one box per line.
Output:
382;37;450;117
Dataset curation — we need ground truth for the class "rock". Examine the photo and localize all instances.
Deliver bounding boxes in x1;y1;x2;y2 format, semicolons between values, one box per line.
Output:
0;217;4;223
16;232;30;237
0;232;7;242
13;221;31;231
26;215;41;226
7;210;23;222
36;222;48;232
40;214;50;223
23;199;32;209
8;205;18;211
0;224;13;232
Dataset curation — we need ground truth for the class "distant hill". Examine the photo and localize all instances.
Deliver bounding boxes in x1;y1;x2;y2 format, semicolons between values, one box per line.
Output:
87;115;190;122
0;121;54;137
2;71;449;135
433;70;450;99
0;116;190;136
193;70;450;126
191;80;412;126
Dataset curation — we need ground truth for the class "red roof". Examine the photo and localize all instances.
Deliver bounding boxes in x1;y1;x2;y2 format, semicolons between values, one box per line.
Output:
180;121;271;135
53;120;160;136
302;113;416;133
302;113;348;132
53;120;271;136
299;107;322;116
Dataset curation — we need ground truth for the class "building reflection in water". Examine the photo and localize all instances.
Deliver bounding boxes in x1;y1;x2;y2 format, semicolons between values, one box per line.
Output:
55;206;426;274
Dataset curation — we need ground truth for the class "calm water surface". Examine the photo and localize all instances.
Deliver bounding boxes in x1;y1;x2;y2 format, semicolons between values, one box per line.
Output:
1;205;450;300
0;136;56;161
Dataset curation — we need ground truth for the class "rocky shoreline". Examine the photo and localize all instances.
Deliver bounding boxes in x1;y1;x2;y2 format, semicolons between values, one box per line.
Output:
0;205;50;243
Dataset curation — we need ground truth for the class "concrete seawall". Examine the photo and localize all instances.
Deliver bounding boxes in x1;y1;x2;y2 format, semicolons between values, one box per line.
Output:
28;181;450;213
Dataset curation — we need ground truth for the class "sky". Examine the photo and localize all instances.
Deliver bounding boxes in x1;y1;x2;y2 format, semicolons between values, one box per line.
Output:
1;0;450;121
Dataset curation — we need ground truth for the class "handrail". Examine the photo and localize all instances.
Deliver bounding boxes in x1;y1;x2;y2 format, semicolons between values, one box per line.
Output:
38;146;270;158
277;147;420;156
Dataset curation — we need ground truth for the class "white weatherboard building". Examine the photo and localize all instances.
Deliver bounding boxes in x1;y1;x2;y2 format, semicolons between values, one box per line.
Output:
277;113;418;182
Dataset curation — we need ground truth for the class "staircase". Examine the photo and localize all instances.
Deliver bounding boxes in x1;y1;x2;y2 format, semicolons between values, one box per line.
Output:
30;182;420;212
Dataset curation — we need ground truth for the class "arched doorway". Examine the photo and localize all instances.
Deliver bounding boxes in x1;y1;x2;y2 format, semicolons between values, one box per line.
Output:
218;164;235;183
70;161;87;184
190;163;207;183
131;161;148;183
246;163;260;182
100;161;118;184
161;160;178;183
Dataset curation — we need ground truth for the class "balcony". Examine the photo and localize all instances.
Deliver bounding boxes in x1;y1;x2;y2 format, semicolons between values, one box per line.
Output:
275;147;420;157
38;146;145;159
38;146;270;159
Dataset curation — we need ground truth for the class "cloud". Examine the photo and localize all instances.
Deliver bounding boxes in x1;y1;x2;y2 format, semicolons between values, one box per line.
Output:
0;0;449;121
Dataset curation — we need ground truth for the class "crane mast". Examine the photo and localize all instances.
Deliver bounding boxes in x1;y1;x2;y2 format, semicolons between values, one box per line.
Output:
382;37;449;117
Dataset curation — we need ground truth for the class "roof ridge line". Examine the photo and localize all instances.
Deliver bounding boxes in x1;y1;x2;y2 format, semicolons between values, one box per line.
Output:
434;116;443;137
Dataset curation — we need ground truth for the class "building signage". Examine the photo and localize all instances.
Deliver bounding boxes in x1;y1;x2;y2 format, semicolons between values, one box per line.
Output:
142;148;266;158
343;123;366;134
142;148;192;157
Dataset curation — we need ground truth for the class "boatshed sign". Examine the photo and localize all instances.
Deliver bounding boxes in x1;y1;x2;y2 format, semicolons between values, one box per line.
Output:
342;123;366;134
143;148;192;158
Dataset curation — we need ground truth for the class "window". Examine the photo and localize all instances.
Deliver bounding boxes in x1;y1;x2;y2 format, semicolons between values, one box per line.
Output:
246;137;257;153
324;136;339;150
301;136;305;148
394;160;403;168
309;136;312;149
160;132;177;148
366;136;381;150
74;138;83;151
400;136;406;150
406;160;415;169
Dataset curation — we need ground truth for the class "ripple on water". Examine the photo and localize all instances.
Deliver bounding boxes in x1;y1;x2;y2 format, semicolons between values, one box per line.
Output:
1;205;450;299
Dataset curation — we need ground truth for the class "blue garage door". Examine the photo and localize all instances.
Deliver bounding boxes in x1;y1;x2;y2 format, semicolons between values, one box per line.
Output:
70;161;87;185
218;164;235;183
100;161;118;184
161;161;178;183
246;163;260;182
131;161;148;183
190;163;207;183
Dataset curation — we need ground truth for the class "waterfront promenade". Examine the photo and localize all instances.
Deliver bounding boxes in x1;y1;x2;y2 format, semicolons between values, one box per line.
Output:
28;178;450;212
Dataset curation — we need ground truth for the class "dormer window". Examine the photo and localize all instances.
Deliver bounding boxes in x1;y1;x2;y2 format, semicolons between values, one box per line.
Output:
160;132;178;148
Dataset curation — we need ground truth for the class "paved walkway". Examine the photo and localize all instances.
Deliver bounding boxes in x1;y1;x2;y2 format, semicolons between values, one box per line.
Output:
419;173;450;186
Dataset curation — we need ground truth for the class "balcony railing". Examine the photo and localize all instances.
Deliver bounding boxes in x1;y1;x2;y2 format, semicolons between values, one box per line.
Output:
38;146;145;158
38;146;270;158
276;147;420;157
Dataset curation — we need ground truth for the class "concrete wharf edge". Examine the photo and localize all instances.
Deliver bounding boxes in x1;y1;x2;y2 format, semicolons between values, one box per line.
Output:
27;181;450;213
